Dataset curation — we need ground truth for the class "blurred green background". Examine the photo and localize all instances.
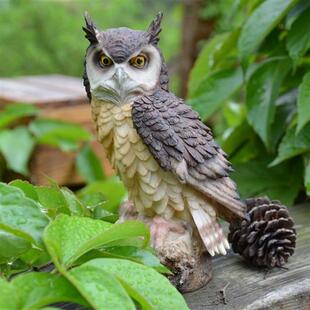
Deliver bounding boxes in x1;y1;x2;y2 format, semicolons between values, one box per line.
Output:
0;0;182;91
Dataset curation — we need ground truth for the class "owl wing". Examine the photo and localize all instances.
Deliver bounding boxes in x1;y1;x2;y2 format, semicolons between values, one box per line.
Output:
132;89;246;221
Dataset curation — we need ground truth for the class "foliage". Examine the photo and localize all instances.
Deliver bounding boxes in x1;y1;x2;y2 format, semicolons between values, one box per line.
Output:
0;0;181;90
0;181;187;309
0;102;104;185
188;0;310;205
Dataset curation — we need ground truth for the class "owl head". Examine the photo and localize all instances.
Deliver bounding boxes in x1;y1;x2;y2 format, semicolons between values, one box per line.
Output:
83;12;168;104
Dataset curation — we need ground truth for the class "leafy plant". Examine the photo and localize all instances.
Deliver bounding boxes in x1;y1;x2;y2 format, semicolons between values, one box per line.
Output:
0;102;104;184
188;0;310;205
0;181;188;309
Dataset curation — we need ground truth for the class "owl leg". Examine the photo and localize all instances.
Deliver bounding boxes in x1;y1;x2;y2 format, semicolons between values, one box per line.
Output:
118;200;212;292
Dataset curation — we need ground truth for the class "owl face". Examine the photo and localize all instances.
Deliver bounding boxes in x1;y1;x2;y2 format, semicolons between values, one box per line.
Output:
83;13;163;105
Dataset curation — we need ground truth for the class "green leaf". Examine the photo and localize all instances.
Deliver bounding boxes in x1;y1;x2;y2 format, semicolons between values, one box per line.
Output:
12;272;87;310
269;93;297;152
232;156;303;206
0;183;49;246
68;265;136;310
44;214;149;268
93;206;118;223
0;103;39;129
29;118;92;151
188;67;243;120
270;124;310;166
297;71;310;132
0;126;35;175
0;230;31;263
246;57;292;147
103;246;170;273
287;7;310;64
9;180;38;201
35;184;70;215
223;101;245;127
77;178;127;213
76;143;105;183
304;153;310;196
44;215;111;269
0;278;19;310
78;258;189;310
61;188;87;216
188;30;239;96
238;0;297;61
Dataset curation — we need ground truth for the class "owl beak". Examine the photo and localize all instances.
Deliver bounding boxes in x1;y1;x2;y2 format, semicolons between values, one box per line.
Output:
113;67;128;86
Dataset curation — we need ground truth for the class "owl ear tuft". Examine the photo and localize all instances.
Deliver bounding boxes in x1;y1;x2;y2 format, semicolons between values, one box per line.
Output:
147;12;163;45
83;12;100;44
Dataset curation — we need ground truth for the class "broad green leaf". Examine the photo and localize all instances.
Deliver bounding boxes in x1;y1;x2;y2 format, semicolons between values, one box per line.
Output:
0;103;39;129
223;101;245;127
79;258;189;310
286;0;310;28
19;247;49;266
77;178;127;213
297;71;310;133
232;156;303;206
34;182;87;216
0;126;35;175
0;230;31;263
287;7;310;64
0;183;49;246
61;188;87;216
222;120;255;155
76;143;105;183
93;205;118;223
188;30;239;96
103;246;170;273
35;184;70;216
268;93;297;151
44;215;112;268
68;265;135;310
12;272;87;310
29;118;91;151
188;67;243;120
9;180;38;201
270;124;310;166
238;0;297;61
0;278;19;310
304;153;310;195
246;57;291;147
44;214;149;268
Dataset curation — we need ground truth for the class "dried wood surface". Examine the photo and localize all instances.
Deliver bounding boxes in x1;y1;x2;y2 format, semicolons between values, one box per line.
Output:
184;203;310;310
0;74;86;105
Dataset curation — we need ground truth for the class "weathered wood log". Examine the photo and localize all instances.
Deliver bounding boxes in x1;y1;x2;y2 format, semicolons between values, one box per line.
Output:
0;74;113;186
184;203;310;310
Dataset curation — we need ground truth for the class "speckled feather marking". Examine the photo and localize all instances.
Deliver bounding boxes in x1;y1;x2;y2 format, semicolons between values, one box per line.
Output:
91;99;186;219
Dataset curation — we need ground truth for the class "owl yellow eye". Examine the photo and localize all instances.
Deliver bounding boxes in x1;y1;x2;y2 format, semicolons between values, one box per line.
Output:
99;54;113;67
130;55;147;68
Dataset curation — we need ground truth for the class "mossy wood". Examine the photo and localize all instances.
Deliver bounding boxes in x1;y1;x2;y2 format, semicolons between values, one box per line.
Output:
0;75;113;185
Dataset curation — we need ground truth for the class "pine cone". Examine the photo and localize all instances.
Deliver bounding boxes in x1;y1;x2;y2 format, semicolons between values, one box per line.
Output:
228;197;296;268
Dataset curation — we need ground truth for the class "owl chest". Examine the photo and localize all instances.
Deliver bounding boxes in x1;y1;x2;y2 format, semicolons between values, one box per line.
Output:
91;100;185;217
92;101;159;183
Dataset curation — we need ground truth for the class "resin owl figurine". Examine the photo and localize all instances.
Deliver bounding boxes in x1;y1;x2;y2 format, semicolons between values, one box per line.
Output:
82;12;247;292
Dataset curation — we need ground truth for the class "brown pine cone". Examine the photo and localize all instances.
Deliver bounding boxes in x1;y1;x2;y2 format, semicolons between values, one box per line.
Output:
228;197;296;268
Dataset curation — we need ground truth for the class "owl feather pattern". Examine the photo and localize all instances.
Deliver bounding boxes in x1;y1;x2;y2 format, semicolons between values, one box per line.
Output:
83;12;246;258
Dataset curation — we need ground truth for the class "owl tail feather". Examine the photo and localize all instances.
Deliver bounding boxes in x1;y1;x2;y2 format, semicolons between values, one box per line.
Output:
187;198;230;256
